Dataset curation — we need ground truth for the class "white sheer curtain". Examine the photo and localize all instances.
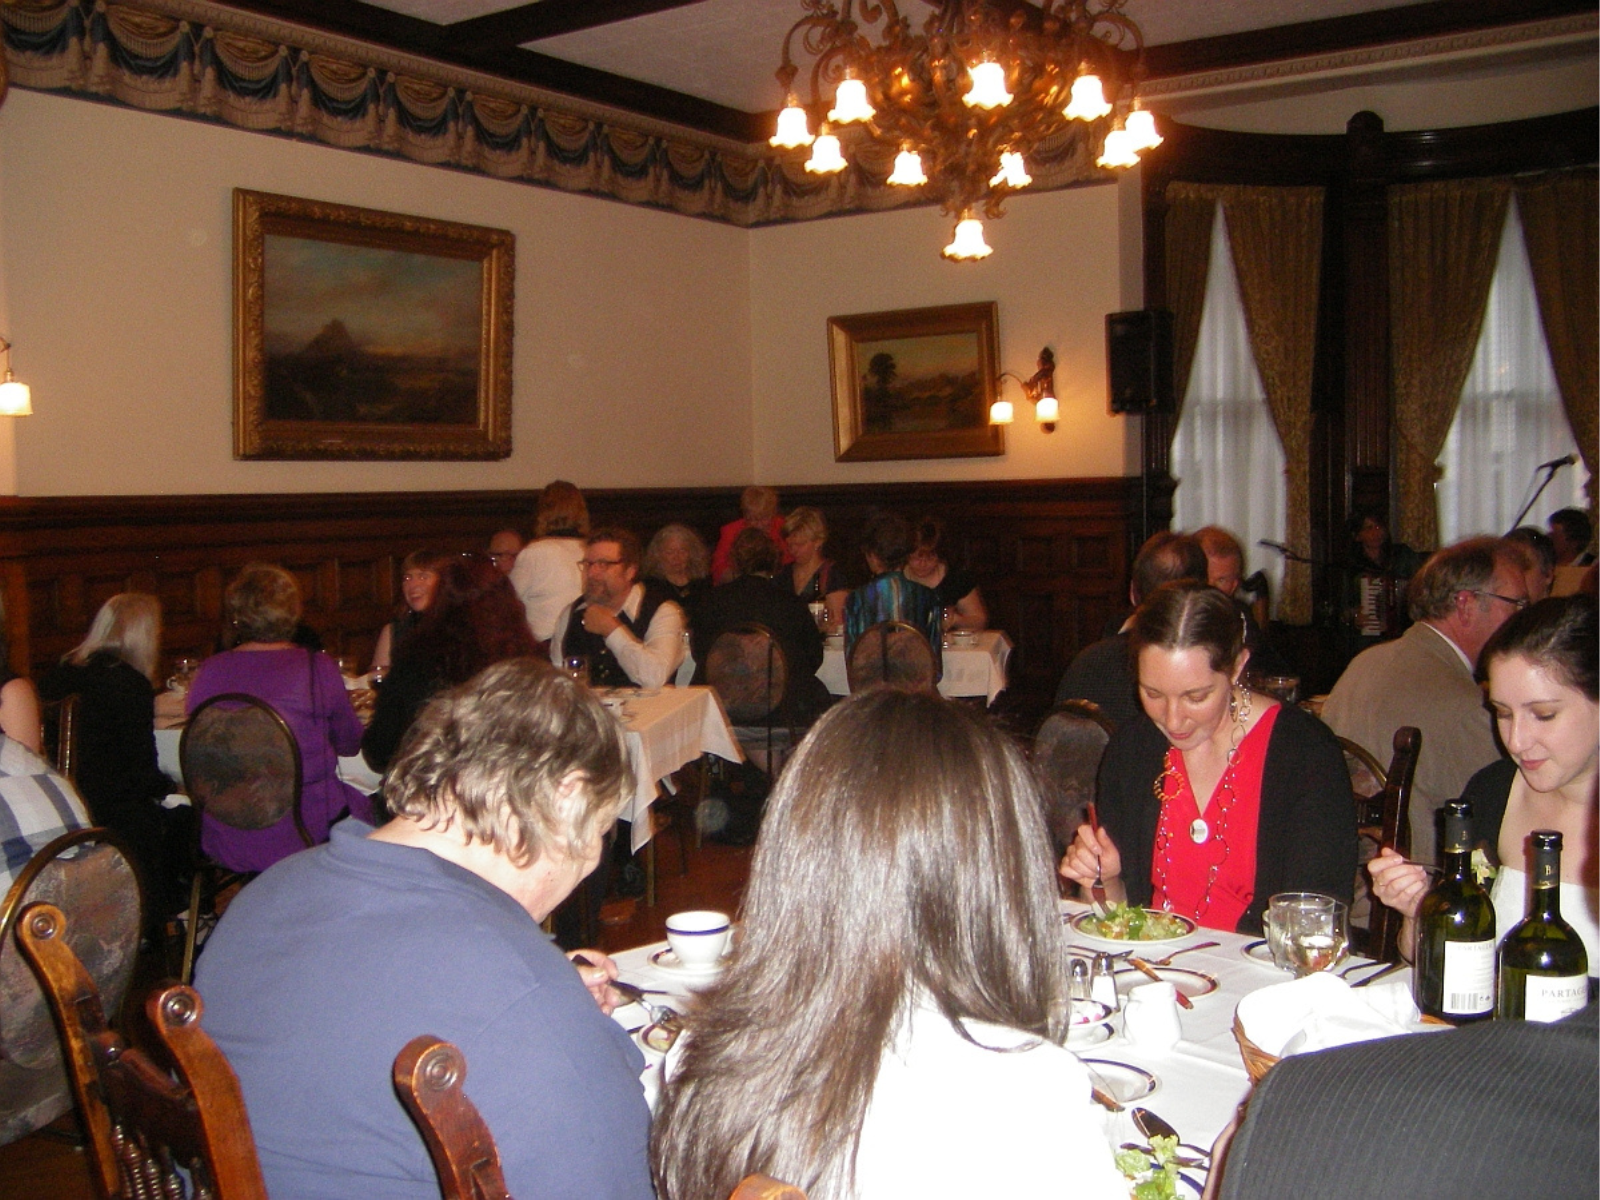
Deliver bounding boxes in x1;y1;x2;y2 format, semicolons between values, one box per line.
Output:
1438;198;1589;542
1171;205;1289;607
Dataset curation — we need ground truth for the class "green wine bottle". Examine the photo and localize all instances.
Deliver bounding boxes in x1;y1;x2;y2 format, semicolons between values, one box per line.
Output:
1497;830;1590;1022
1413;801;1495;1022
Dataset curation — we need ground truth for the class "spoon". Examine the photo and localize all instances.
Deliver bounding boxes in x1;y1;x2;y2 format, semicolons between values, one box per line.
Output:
1133;1107;1211;1165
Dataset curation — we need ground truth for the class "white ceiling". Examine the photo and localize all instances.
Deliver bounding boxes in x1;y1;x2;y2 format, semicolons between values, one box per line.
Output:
360;0;1432;114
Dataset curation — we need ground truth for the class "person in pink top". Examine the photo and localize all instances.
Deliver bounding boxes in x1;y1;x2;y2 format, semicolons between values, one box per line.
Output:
710;486;790;584
187;563;369;873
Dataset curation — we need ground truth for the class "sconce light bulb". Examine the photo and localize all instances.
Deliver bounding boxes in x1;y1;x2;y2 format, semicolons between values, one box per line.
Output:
989;398;1014;425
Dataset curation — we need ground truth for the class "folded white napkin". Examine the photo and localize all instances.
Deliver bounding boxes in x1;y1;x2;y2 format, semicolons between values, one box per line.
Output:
1236;971;1422;1057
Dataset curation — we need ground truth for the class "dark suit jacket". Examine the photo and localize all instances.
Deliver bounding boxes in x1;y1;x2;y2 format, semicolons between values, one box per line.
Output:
691;575;826;722
1218;1003;1597;1200
1055;633;1139;730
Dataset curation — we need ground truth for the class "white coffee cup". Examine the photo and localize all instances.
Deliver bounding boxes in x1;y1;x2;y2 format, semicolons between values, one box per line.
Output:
665;910;731;969
1122;981;1182;1050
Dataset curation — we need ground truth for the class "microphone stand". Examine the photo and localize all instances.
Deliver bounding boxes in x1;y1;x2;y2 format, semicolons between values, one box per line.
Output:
1508;459;1574;533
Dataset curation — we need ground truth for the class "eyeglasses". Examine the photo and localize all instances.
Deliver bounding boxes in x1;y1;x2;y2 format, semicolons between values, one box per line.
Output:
580;558;624;570
1470;589;1529;610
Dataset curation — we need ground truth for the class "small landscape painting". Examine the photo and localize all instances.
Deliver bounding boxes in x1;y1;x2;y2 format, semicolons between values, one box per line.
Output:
829;302;1002;461
234;189;514;460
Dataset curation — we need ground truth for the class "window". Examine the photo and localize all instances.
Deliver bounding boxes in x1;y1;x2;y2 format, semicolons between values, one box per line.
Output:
1437;198;1588;543
1171;205;1289;606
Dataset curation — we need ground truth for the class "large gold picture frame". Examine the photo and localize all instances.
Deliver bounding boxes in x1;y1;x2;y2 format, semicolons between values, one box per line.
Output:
828;301;1003;462
234;189;514;460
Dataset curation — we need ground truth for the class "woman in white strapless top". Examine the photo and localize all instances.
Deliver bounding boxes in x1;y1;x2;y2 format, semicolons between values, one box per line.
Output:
1371;594;1598;974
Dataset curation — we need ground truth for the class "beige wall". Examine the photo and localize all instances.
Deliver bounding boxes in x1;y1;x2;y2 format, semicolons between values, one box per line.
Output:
0;89;753;496
747;184;1128;485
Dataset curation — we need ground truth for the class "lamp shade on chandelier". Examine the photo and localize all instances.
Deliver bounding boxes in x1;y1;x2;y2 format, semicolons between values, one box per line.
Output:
771;0;1162;259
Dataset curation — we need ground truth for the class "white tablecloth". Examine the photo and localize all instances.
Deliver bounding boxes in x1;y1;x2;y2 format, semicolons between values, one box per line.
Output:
154;727;383;796
608;903;1399;1158
607;686;742;853
816;629;1012;704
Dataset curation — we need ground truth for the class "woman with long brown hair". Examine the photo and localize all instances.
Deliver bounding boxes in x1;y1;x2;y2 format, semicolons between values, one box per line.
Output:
650;689;1125;1200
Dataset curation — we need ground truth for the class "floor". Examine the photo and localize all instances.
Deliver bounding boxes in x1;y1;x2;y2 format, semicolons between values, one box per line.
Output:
0;831;753;1199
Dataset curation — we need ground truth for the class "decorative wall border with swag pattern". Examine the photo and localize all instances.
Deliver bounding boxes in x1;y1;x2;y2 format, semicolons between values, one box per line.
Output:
0;0;1107;227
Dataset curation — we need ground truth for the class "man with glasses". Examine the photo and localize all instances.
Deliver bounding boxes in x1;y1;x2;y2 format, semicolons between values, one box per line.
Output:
552;527;686;689
1323;537;1530;864
486;528;522;576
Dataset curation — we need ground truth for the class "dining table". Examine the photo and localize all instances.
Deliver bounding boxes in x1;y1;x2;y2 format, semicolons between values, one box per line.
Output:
815;628;1013;704
607;901;1412;1185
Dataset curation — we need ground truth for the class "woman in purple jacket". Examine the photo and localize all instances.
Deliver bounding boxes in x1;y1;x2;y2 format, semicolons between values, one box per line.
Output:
187;563;369;872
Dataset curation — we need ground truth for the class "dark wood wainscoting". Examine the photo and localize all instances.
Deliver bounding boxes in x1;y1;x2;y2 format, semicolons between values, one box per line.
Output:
0;478;1138;724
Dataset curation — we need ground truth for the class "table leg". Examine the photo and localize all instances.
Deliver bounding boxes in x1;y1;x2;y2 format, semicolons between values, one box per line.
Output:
646;837;656;908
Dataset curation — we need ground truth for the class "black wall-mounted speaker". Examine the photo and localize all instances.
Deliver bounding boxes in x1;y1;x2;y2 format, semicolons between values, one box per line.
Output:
1105;309;1174;414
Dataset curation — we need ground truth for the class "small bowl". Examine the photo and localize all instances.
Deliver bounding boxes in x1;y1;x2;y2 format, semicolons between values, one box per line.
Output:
665;909;731;969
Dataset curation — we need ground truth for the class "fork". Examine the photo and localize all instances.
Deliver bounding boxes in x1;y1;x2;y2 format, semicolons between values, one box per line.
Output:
1086;801;1109;916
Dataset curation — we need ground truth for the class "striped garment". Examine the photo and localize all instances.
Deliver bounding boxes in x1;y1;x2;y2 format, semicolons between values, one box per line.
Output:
0;736;91;897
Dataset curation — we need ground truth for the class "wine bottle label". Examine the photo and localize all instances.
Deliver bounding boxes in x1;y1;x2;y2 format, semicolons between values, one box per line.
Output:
1441;939;1495;1015
1523;974;1588;1023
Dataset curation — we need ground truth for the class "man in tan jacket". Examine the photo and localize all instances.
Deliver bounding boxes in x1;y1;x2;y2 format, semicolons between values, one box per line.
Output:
1322;537;1528;865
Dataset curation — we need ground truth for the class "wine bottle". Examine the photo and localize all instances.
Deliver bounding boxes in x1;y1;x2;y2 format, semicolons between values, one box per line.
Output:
1413;801;1495;1022
1497;830;1590;1022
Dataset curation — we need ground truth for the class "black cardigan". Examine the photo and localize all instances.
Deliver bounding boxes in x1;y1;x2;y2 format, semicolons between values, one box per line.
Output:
1095;702;1357;935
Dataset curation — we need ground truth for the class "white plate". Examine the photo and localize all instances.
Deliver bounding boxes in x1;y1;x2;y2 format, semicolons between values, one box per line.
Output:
1067;910;1199;949
650;947;728;975
1113;965;1219;1000
1240;939;1288;969
1080;1058;1159;1103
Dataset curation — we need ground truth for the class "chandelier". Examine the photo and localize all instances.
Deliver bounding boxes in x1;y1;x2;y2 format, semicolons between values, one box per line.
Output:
770;1;1162;260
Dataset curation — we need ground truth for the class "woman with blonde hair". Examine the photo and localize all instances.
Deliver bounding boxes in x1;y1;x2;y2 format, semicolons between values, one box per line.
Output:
510;479;591;647
188;564;368;873
42;592;189;914
651;689;1126;1199
775;505;849;629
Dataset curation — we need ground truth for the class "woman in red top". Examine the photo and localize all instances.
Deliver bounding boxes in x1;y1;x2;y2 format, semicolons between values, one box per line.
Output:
1060;581;1355;933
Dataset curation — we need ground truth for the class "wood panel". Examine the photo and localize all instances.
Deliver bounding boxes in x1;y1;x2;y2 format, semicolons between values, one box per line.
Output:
0;480;1137;726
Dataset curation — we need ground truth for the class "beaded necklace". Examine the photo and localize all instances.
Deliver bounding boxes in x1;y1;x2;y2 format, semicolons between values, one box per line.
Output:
1151;686;1252;920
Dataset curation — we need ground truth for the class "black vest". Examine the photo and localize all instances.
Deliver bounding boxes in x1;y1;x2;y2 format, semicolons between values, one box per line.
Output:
560;580;673;688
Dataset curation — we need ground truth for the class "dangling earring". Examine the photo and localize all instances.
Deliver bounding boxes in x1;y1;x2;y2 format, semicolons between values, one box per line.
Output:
1233;680;1252;729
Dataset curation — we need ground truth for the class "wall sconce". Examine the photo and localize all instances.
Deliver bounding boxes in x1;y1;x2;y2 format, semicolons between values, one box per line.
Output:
990;348;1057;432
0;337;32;417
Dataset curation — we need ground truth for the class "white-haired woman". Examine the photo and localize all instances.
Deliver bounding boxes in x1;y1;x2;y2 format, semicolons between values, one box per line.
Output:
643;523;712;620
41;593;189;914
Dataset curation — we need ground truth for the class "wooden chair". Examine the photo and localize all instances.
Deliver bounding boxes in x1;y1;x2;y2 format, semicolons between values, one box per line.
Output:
729;1177;807;1200
1033;700;1114;860
394;1035;512;1200
846;620;938;693
177;692;306;982
0;828;142;1148
705;623;794;778
16;900;269;1200
1361;726;1421;963
41;692;82;782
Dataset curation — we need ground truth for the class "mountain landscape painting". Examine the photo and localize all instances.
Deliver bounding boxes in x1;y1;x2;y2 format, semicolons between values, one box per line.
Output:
262;234;482;426
854;330;986;434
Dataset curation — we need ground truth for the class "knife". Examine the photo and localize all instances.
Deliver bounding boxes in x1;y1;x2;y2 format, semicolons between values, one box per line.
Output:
1127;956;1193;1009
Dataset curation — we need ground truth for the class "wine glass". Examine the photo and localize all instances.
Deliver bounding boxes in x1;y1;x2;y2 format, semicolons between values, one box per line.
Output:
165;656;200;694
562;655;590;687
1284;897;1349;978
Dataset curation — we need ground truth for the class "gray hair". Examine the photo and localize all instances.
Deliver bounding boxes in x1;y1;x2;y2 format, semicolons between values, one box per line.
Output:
384;658;633;866
226;563;302;644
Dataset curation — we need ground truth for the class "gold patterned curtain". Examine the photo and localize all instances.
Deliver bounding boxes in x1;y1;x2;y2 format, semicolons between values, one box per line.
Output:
1389;178;1510;550
1222;187;1324;624
1163;184;1218;425
1516;169;1598;524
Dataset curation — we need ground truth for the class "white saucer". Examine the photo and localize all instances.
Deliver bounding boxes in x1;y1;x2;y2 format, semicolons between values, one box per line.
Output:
650;947;727;975
1066;1021;1114;1048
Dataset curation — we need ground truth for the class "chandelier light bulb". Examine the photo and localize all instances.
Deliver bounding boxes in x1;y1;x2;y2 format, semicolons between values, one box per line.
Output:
989;397;1015;425
1097;125;1140;169
805;132;848;174
1124;107;1163;152
887;147;928;187
942;214;992;261
963;60;1013;109
1064;73;1111;121
770;98;815;148
829;76;876;124
990;151;1032;189
1034;394;1059;425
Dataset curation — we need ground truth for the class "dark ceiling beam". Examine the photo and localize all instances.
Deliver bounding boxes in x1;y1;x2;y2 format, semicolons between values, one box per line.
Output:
1143;0;1598;79
448;0;709;53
